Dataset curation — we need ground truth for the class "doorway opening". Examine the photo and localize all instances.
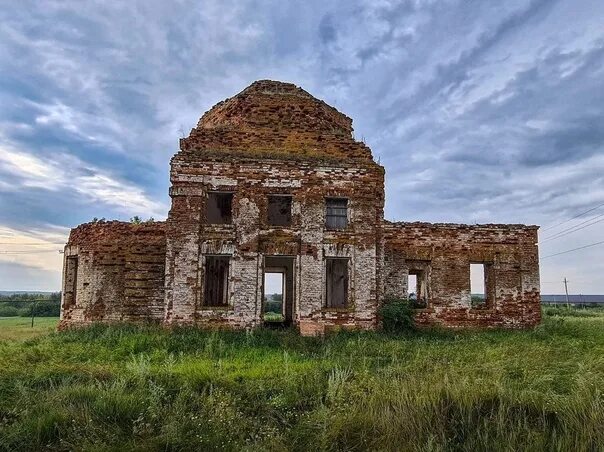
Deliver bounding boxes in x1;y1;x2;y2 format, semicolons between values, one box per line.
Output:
263;271;285;323
263;256;294;325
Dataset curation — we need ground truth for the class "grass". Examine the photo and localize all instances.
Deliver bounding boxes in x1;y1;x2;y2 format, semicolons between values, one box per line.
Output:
0;308;603;451
0;316;59;341
264;312;285;323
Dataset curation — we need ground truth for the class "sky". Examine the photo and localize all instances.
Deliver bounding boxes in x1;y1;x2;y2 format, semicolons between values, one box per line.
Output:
0;0;603;294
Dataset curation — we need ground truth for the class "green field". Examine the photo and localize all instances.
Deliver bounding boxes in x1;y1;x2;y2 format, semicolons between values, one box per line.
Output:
0;316;59;341
0;308;603;451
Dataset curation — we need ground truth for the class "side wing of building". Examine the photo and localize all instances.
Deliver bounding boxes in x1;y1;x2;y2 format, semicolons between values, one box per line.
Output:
60;221;166;328
383;222;541;328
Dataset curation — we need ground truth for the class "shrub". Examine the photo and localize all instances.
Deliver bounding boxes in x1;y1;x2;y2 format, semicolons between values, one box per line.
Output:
264;300;282;314
410;298;427;309
263;312;284;323
379;298;415;333
29;300;61;317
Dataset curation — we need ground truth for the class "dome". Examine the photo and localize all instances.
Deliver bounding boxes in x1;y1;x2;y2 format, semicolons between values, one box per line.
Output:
180;80;374;162
197;80;353;135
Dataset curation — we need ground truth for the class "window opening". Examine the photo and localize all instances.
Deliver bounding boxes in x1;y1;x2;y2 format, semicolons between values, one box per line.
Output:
204;256;230;306
207;192;233;224
325;198;348;230
408;270;427;308
470;263;486;307
64;256;78;307
267;196;292;226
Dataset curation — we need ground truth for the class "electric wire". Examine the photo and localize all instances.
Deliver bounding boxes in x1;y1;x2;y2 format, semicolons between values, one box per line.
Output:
540;216;604;243
541;201;604;232
541;211;604;240
541;240;604;259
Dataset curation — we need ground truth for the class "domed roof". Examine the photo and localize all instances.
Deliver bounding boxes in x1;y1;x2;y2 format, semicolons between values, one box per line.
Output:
180;80;375;162
197;80;353;135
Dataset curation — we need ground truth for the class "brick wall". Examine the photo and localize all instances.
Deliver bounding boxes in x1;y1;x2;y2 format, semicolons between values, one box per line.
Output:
181;80;374;162
383;221;541;328
59;221;166;329
163;153;385;333
58;80;541;333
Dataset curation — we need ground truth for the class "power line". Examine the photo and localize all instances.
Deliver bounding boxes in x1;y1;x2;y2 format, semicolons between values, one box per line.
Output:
540;215;604;243
541;211;604;240
541;240;604;259
0;242;65;245
0;250;62;254
541;201;604;232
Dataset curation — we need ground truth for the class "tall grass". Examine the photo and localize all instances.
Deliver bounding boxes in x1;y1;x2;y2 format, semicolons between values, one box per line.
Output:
0;309;603;451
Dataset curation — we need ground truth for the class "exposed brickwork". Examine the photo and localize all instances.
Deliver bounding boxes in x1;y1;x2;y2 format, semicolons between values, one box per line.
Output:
163;155;384;332
60;80;541;334
383;222;541;328
181;80;374;162
59;221;166;329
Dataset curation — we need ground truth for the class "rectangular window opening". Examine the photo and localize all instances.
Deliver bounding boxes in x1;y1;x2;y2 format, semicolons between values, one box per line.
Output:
203;256;230;307
326;258;349;308
408;274;417;300
470;263;487;307
267;195;292;226
325;198;348;230
263;271;285;322
64;256;78;307
408;270;427;308
207;192;233;224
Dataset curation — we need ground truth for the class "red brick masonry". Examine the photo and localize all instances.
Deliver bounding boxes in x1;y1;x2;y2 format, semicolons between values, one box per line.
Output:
60;81;540;334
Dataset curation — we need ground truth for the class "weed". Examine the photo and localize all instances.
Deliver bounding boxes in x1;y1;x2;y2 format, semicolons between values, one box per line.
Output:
0;309;603;450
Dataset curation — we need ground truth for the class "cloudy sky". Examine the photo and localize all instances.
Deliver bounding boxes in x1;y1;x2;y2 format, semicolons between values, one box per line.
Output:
0;0;603;294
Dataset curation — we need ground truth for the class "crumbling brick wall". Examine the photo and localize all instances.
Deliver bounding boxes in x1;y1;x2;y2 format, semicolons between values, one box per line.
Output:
383;222;541;328
59;80;541;333
163;80;385;334
59;221;166;329
164;155;385;333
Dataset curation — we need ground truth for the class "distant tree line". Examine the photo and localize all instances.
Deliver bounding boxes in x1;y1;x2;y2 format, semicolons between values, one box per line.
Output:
0;292;61;317
264;293;283;314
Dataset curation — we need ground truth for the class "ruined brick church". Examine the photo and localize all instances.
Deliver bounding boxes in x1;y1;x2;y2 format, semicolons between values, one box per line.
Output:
60;80;541;334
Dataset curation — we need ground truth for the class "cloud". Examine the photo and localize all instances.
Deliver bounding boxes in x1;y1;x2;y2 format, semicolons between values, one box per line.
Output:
0;0;603;292
0;261;62;292
30;100;127;152
0;141;166;218
0;224;67;290
0;145;59;188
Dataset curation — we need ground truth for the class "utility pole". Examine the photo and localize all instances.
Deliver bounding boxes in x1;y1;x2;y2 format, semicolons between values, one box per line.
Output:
563;277;570;310
31;300;36;327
